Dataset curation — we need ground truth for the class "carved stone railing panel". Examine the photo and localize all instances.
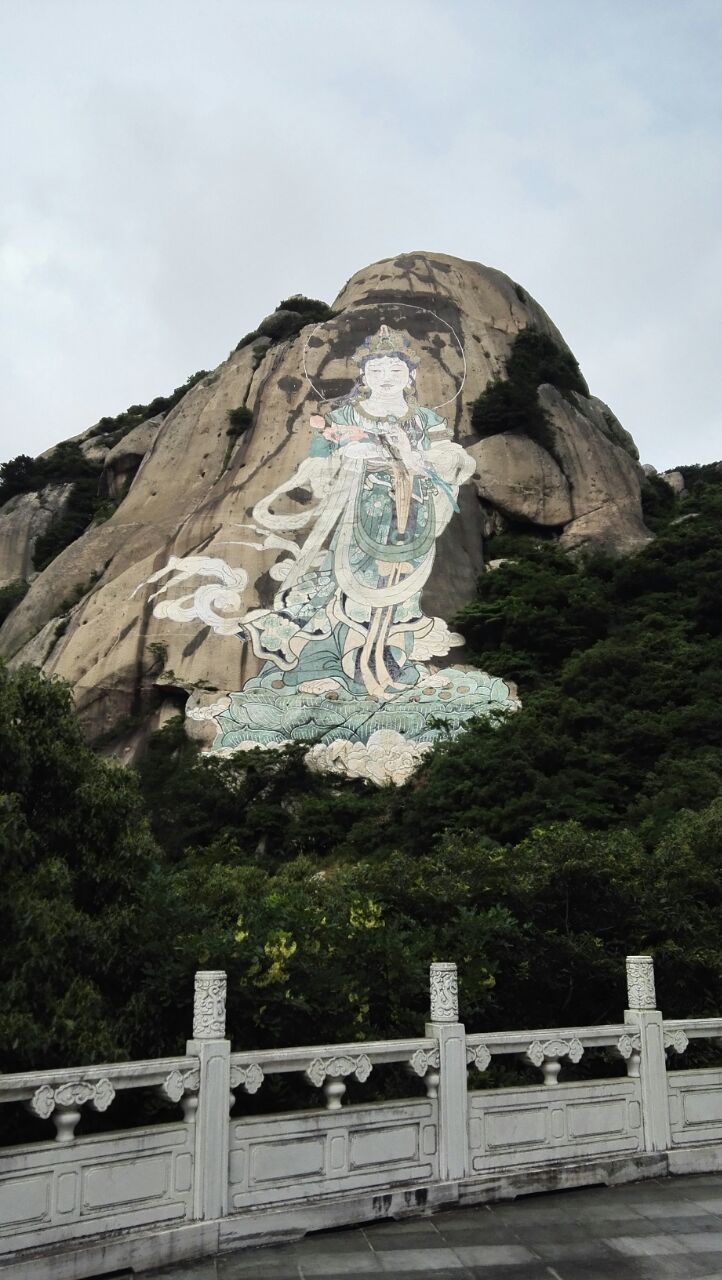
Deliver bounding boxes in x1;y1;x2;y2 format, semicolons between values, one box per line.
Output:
466;1044;491;1073
230;1062;264;1095
229;1062;264;1111
664;1029;689;1055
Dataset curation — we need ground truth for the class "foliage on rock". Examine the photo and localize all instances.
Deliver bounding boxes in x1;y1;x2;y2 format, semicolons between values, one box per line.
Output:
471;327;587;446
226;405;253;437
86;370;208;445
234;294;335;352
0;580;29;625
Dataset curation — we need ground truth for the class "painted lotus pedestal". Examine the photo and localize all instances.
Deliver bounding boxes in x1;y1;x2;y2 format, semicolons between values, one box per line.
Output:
139;313;519;783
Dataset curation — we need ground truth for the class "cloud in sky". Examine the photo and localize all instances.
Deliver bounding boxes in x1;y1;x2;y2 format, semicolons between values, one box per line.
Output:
1;0;720;469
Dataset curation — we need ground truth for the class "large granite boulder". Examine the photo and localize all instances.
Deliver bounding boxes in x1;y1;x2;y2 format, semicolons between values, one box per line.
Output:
0;251;651;771
0;483;73;589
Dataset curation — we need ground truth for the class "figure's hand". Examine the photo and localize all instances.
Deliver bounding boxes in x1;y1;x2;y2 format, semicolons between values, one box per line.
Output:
323;423;367;444
310;414;326;431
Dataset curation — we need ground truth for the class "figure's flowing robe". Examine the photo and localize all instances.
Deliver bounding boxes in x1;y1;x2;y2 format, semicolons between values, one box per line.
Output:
239;403;476;696
139;397;519;778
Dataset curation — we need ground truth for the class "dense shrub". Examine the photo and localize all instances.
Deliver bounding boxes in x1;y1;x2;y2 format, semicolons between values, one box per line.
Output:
471;327;586;444
0;455;44;503
0;580;29;625
641;473;678;531
0;441;99;507
235;295;335;351
87;370;208;442
227;406;253;437
0;665;158;1072
2;660;721;1078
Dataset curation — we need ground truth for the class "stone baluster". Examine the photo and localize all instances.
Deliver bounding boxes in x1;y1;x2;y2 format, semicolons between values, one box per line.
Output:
28;1078;115;1143
304;1054;372;1109
408;1046;441;1099
426;962;469;1181
616;1032;642;1078
525;1038;584;1086
159;1067;200;1121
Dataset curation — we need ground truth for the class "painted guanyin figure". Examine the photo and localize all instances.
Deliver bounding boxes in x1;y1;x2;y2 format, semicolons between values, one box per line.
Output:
141;325;519;783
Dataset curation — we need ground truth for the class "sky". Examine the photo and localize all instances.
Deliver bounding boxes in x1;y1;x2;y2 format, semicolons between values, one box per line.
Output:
1;0;720;471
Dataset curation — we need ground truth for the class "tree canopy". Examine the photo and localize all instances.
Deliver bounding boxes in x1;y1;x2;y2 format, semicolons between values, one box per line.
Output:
0;462;720;1084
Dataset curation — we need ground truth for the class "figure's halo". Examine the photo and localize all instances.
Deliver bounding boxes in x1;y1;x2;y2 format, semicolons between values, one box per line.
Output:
302;301;466;411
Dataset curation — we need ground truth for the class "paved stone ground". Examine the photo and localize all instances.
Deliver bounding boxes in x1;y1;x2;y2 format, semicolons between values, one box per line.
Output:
149;1173;722;1279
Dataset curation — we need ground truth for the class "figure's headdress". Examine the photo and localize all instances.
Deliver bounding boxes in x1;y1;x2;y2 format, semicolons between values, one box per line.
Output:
352;325;419;368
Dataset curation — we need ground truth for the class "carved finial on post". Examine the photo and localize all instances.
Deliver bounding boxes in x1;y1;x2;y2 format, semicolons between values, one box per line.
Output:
626;955;656;1010
193;970;227;1039
429;962;458;1023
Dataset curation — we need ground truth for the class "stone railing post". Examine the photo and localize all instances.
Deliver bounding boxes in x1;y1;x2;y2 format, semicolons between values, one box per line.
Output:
187;970;231;1220
425;962;469;1182
624;955;671;1153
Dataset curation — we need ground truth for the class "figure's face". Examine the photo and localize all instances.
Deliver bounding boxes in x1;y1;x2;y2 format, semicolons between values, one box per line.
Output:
362;356;412;394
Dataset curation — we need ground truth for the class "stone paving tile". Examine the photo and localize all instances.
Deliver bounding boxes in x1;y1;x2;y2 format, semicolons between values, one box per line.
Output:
482;1204;598;1225
543;1262;649;1279
688;1257;722;1273
376;1249;463;1271
218;1249;303;1278
365;1234;450;1252
606;1232;689;1255
576;1214;671;1237
433;1214;515;1234
638;1197;714;1217
466;1269;557;1280
682;1233;722;1251
296;1234;380;1254
686;1264;722;1280
363;1218;443;1234
372;1274;472;1280
644;1214;722;1232
298;1274;398;1280
529;1238;619;1262
451;1244;539;1267
509;1223;612;1246
436;1226;526;1246
297;1255;382;1276
570;1201;647;1221
148;1264;219;1280
630;1259;722;1280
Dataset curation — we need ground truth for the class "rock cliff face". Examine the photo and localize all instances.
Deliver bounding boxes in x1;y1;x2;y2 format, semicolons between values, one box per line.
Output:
0;252;651;774
0;484;73;589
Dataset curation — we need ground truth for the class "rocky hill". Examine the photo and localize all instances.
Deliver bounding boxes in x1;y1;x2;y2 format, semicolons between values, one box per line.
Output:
0;252;652;771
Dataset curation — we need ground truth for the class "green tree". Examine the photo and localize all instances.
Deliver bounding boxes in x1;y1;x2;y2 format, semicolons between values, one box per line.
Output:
0;664;159;1071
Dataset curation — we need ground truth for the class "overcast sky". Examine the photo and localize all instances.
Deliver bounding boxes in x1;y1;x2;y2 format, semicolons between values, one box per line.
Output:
1;0;720;470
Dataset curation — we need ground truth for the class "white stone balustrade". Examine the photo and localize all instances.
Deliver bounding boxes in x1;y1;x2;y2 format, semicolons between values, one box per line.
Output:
3;957;722;1280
